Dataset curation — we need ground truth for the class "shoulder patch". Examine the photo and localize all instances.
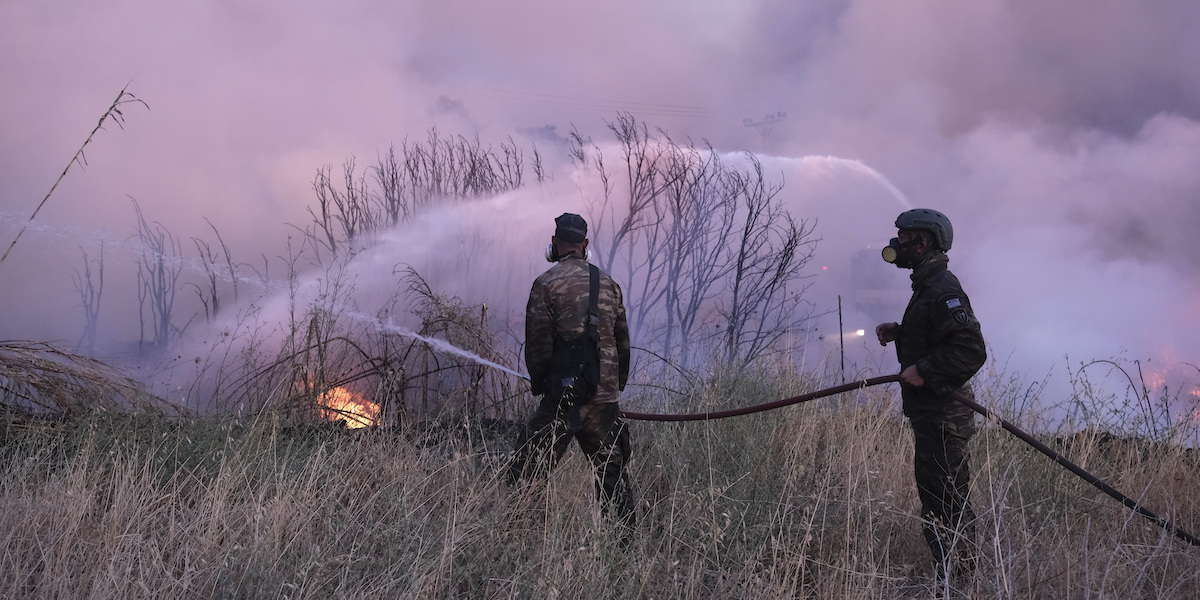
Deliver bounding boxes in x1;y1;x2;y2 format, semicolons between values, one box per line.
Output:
937;293;971;325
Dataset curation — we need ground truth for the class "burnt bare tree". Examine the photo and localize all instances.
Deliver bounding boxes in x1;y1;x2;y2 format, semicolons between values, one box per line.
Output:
494;136;525;191
387;129;523;210
656;145;740;359
306;157;373;259
531;144;547;184
304;129;530;259
577;113;677;277
374;144;408;228
721;155;818;365
190;220;238;322
576;114;819;366
133;199;184;351
71;243;104;355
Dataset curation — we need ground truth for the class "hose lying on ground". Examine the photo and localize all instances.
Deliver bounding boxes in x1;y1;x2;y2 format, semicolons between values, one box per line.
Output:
620;374;1200;548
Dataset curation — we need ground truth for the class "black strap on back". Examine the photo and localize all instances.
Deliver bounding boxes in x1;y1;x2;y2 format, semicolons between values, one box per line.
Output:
588;264;600;345
567;264;601;433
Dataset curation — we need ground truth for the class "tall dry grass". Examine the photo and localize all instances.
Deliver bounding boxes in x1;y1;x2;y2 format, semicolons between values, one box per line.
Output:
1;364;1197;599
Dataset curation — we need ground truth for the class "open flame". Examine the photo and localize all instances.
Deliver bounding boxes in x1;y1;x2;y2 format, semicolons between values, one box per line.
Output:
320;386;379;428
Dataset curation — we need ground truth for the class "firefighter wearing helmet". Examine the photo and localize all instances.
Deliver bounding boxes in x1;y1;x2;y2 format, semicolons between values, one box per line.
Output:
875;208;987;582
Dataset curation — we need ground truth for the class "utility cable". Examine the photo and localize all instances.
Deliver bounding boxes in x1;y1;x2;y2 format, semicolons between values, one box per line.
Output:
619;373;1200;548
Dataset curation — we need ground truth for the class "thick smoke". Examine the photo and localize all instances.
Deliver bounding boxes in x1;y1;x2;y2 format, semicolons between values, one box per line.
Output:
1;0;1198;410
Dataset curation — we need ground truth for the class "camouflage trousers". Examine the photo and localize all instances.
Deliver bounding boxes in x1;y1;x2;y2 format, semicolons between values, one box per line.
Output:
910;406;977;575
507;398;636;526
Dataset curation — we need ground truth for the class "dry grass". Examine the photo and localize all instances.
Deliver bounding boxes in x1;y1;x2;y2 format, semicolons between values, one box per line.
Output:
0;365;1197;599
0;340;177;417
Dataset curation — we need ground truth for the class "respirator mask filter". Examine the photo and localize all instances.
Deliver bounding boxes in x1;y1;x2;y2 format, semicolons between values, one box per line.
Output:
545;243;585;262
881;237;917;267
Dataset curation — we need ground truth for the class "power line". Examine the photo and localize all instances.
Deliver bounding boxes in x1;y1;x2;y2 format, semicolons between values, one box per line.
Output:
743;111;787;147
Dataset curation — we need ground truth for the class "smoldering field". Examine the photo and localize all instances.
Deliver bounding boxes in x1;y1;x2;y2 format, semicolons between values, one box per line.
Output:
5;0;1200;595
1;115;1199;599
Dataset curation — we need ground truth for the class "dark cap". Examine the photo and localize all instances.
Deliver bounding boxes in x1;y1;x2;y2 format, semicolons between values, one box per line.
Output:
554;213;587;243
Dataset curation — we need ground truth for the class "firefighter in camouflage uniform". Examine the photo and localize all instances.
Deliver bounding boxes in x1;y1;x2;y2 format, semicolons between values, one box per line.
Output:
507;213;636;527
875;208;986;580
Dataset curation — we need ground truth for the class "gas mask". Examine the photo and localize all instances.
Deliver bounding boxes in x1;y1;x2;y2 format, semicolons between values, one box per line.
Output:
881;237;918;268
544;243;586;262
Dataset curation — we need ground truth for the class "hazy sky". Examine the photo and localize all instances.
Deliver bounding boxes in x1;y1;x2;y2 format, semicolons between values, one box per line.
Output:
2;0;1198;405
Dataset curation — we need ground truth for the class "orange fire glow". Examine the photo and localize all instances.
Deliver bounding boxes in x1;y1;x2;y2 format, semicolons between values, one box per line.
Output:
1142;369;1166;392
320;386;379;428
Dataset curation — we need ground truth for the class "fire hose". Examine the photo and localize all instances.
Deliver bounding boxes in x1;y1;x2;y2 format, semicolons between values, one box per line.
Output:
619;373;1200;548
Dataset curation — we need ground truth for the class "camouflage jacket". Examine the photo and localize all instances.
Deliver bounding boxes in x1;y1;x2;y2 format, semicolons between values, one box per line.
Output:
526;254;630;404
895;252;987;418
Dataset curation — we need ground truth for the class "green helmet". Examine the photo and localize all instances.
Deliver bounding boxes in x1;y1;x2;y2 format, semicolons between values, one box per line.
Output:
895;208;953;252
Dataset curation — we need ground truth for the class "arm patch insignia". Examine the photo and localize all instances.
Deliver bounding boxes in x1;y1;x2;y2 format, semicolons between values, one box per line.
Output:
941;295;969;325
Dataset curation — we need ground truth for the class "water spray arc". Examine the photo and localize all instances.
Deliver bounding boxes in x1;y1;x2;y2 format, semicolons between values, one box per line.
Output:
797;156;913;210
349;311;527;380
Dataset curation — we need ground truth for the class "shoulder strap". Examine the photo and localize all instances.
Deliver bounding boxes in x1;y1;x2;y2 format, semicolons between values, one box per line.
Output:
588;264;600;345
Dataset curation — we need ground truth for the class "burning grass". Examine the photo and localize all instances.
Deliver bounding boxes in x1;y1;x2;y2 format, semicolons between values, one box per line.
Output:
318;385;380;428
0;365;1197;599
